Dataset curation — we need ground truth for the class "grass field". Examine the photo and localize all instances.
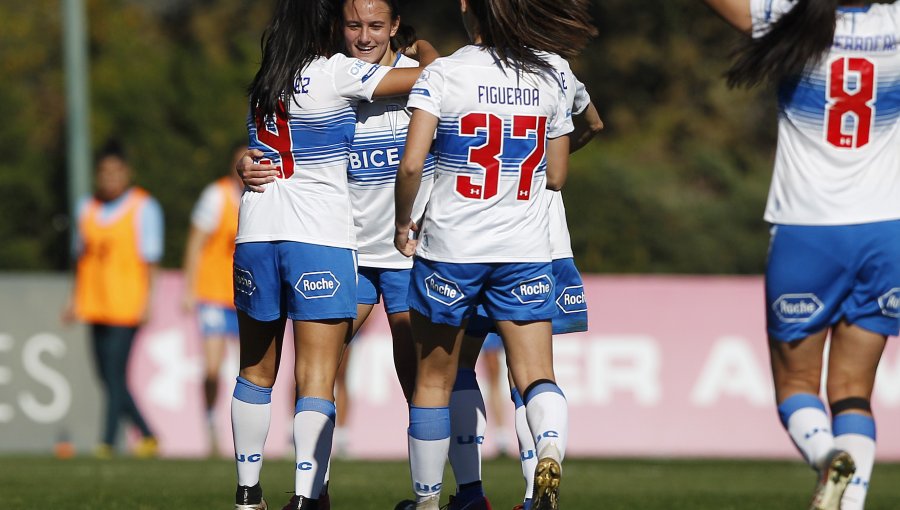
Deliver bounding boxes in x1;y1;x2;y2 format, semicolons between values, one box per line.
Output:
4;456;900;509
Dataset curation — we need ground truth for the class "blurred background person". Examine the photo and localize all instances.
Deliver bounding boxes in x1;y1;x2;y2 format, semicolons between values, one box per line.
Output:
181;144;246;453
62;139;163;459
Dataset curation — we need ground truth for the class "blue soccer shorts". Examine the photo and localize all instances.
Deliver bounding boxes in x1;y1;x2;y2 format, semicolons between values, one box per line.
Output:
766;220;900;342
197;303;240;338
233;241;357;322
550;257;589;334
408;257;556;327
357;266;412;315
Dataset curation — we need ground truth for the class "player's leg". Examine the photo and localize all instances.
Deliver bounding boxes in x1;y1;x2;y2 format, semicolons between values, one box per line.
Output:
89;324;117;457
444;331;489;510
765;224;859;510
404;259;485;509
509;368;537;510
232;241;289;509
826;322;885;510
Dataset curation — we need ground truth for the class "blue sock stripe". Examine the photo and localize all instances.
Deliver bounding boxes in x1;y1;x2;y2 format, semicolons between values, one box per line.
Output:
233;376;273;405
777;393;826;427
833;413;876;440
453;369;480;392
408;406;451;441
510;388;524;409
295;397;337;423
523;382;565;405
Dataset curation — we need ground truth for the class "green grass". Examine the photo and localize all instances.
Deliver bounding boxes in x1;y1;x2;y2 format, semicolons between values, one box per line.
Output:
3;456;900;509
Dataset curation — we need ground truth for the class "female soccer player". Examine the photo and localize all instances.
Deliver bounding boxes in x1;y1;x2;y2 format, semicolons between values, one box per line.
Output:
702;1;900;509
230;1;435;509
394;1;596;509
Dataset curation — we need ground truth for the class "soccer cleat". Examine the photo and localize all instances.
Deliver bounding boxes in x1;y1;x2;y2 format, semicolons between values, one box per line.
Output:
809;449;856;510
93;443;113;460
413;495;441;510
393;499;416;510
531;456;561;510
235;483;267;510
281;495;319;510
133;436;159;459
441;495;492;510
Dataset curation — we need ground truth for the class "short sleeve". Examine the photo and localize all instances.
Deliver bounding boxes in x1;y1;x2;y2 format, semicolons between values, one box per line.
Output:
406;61;445;118
571;74;591;116
191;183;224;233
548;85;574;139
329;53;392;101
750;0;798;38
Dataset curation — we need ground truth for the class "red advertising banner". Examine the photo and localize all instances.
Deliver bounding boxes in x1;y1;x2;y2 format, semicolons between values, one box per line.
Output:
129;273;900;459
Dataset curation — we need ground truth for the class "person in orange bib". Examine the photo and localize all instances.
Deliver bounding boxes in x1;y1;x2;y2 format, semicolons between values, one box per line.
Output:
181;145;245;451
62;140;163;459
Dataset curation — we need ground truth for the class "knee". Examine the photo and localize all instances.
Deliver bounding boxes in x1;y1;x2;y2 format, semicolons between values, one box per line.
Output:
238;369;276;389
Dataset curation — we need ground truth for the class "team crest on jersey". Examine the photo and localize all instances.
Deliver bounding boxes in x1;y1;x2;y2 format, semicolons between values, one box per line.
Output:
512;275;553;305
233;267;256;296
295;272;341;299
773;293;824;323
878;288;900;318
556;285;587;314
424;273;464;306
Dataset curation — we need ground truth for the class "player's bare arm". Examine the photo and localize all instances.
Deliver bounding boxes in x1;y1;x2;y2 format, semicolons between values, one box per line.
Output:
545;135;570;190
702;0;752;33
394;109;438;257
569;101;604;153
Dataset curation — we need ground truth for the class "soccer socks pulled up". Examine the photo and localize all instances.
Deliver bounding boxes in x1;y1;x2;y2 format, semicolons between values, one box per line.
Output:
409;406;451;503
448;369;487;501
232;376;273;487
778;393;834;470
833;413;876;510
523;382;568;463
293;397;336;499
512;388;537;502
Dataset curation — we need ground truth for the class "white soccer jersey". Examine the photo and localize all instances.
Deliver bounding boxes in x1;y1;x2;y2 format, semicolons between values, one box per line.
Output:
237;53;391;247
350;54;435;268
407;46;573;263
752;0;900;225
544;53;590;259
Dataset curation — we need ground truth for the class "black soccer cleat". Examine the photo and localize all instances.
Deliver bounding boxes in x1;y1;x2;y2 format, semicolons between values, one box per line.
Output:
235;483;268;510
281;495;319;510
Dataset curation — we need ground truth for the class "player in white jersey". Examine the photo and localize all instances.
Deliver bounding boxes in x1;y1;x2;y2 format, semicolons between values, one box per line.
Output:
703;1;900;509
394;1;596;509
229;1;436;509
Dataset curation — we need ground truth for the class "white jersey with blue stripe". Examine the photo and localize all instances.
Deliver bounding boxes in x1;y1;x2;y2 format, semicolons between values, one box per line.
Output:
544;53;591;259
350;54;435;268
752;0;900;225
407;45;573;263
237;53;390;247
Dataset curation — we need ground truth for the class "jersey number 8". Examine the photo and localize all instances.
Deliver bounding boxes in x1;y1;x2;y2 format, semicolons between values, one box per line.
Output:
825;57;876;150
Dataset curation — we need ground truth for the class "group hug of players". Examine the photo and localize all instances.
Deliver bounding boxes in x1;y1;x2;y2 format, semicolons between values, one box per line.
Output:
223;1;900;510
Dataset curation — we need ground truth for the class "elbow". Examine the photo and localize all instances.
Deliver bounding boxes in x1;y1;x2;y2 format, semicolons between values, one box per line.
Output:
397;159;423;181
545;174;566;191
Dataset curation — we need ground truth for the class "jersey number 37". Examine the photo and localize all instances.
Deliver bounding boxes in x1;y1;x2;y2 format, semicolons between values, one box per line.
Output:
456;113;547;201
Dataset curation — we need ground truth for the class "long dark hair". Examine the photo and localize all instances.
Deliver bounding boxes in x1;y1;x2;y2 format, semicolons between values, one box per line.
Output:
249;0;343;116
726;0;844;88
467;0;597;72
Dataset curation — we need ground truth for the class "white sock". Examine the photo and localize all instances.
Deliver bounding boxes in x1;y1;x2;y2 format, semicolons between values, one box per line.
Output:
833;413;877;510
231;377;272;487
448;369;486;487
524;382;568;462
408;406;451;502
777;394;834;469
512;388;536;501
293;397;335;499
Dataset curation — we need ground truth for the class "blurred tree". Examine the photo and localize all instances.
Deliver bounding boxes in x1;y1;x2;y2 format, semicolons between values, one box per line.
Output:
0;0;786;273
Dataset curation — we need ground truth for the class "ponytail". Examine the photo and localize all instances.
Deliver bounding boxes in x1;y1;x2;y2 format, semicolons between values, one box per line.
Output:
726;0;840;88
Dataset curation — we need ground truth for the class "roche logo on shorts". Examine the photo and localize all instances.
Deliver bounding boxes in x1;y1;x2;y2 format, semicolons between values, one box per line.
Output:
233;267;256;296
878;288;900;318
773;293;824;323
424;273;464;306
512;275;553;304
295;272;341;299
556;285;587;314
